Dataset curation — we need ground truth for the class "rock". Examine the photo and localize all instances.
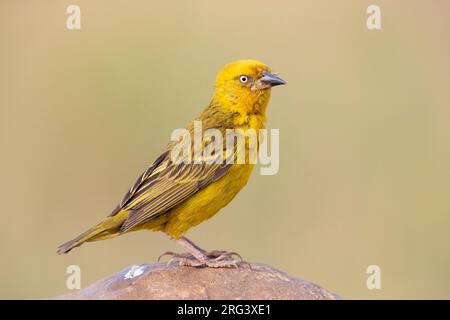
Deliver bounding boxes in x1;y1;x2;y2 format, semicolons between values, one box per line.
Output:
55;262;340;300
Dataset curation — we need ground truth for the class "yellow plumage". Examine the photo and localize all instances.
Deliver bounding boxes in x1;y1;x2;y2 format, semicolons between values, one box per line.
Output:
57;59;285;255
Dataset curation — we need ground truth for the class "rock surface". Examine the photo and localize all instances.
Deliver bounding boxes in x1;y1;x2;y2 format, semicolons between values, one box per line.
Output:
56;262;340;300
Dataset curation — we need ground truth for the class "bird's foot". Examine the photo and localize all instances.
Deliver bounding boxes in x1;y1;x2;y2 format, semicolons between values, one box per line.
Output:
158;250;246;268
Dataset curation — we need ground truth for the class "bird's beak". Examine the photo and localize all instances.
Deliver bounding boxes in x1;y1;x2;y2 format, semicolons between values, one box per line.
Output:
260;70;286;87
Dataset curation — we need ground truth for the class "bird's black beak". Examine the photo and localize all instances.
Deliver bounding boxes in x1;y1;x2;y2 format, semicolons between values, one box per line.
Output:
260;70;286;87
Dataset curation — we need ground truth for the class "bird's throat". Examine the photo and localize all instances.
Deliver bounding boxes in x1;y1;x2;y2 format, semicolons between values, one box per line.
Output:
213;89;270;127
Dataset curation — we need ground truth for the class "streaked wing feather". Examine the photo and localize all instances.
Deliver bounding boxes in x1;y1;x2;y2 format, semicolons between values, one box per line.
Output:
119;161;231;233
109;151;169;217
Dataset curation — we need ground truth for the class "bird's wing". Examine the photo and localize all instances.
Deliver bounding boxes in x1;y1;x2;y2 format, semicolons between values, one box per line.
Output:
116;149;231;233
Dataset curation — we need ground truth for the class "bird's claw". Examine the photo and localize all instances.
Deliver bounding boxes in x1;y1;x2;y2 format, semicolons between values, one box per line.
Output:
158;250;247;268
209;250;243;262
158;251;192;263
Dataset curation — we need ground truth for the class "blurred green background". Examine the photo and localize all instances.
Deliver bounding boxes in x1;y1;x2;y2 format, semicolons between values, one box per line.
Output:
1;0;449;299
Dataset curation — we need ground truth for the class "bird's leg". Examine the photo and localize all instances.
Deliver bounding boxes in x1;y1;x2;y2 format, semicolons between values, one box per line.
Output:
177;236;207;255
158;236;244;268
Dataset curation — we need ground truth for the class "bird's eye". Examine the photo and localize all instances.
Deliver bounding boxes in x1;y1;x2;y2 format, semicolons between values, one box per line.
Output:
239;75;249;84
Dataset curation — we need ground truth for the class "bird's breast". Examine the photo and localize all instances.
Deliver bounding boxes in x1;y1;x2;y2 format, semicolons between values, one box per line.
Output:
164;163;255;238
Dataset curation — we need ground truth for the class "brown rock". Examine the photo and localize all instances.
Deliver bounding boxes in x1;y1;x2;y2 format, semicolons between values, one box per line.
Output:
55;263;340;300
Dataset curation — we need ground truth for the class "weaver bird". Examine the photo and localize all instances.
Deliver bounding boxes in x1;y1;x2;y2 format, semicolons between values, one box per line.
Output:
57;60;285;267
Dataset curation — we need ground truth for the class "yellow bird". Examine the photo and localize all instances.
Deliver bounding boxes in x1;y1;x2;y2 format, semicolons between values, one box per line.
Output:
57;60;285;267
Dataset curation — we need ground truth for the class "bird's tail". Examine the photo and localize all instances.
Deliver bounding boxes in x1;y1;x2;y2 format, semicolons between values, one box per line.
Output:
56;227;100;254
57;211;128;254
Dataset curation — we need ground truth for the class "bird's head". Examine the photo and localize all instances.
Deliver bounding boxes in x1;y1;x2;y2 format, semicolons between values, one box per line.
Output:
213;60;285;115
